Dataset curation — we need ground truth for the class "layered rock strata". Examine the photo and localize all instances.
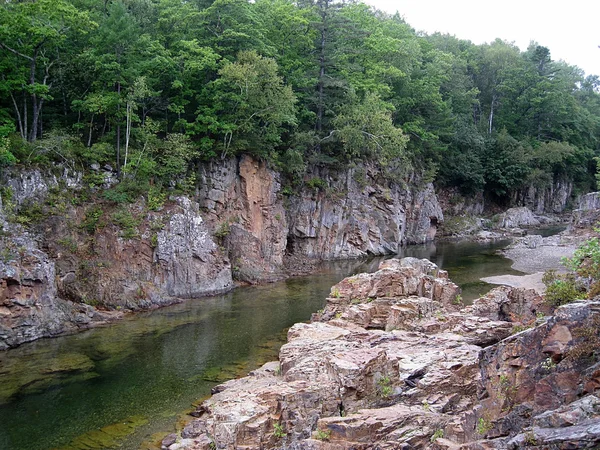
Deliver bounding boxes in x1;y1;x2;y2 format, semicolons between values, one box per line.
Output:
163;258;600;450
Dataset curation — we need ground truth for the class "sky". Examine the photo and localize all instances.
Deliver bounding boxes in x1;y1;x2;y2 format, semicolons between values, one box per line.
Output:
364;0;600;78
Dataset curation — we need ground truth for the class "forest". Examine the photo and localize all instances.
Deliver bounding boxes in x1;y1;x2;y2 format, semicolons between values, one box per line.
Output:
1;0;600;203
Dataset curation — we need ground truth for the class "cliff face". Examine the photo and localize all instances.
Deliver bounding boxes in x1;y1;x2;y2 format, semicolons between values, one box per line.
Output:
199;156;443;280
0;171;233;349
0;156;442;349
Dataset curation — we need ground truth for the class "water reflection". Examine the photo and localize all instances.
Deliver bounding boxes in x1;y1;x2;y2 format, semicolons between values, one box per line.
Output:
0;244;517;449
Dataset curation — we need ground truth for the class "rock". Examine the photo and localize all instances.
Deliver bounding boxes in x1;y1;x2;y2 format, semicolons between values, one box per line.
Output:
154;196;233;298
512;179;573;214
572;191;600;228
495;207;540;229
167;260;600;450
171;258;542;449
199;157;443;280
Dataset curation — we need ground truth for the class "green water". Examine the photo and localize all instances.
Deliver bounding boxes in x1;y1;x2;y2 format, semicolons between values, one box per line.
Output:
398;239;523;301
0;242;518;450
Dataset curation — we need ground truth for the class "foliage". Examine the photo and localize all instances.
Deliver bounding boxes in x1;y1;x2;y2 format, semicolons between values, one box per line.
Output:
81;206;104;234
273;422;286;439
0;0;598;202
111;209;140;239
376;375;393;398
565;229;600;280
476;416;492;436
542;270;585;307
430;429;444;442
314;429;331;441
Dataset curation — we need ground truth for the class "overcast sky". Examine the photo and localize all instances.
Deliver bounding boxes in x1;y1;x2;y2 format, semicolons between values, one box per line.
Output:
364;0;600;78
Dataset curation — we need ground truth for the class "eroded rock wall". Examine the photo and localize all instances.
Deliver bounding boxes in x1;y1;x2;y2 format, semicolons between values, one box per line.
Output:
199;158;443;276
1;157;443;348
0;170;232;349
512;179;573;214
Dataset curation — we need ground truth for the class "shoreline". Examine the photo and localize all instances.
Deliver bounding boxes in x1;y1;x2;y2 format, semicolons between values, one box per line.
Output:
481;232;581;294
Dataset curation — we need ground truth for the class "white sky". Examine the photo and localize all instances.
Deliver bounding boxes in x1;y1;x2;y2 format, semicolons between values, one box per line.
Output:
364;0;600;78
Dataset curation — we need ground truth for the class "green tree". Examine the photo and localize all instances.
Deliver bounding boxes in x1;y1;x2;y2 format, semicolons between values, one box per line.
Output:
0;0;93;141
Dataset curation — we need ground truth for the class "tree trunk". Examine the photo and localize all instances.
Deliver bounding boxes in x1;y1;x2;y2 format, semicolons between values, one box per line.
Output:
87;113;95;147
9;92;24;139
29;57;39;142
124;101;131;172
116;81;121;179
488;93;496;135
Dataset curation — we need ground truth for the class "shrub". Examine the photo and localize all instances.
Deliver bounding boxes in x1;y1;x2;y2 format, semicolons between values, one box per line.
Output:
147;186;166;211
306;177;327;191
81;206;104;234
565;231;600;280
111;209;140;239
543;270;584;307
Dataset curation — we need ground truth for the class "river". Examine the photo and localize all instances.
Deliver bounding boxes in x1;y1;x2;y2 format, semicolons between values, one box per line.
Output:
0;238;528;450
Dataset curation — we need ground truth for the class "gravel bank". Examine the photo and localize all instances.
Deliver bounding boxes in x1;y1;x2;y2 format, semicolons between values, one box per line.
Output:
481;233;580;294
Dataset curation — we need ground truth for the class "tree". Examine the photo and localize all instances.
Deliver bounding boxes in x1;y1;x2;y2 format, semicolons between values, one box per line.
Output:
0;0;93;141
196;50;297;159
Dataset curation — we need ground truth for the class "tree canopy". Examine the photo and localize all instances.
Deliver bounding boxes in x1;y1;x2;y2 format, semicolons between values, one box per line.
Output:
1;0;599;202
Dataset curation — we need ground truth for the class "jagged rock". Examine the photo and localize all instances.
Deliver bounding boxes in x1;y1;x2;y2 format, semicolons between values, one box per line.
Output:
512;179;573;214
0;230;121;350
169;258;541;450
166;260;600;450
572;191;600;228
0;170;232;348
199;157;443;278
198;156;288;282
153;196;232;298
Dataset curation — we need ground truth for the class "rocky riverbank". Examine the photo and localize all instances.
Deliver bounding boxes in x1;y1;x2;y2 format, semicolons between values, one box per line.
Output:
161;257;600;449
0;157;445;349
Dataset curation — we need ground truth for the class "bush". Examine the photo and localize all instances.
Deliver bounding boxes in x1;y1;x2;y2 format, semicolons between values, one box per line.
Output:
565;231;600;280
542;270;584;307
81;205;104;234
111;209;140;239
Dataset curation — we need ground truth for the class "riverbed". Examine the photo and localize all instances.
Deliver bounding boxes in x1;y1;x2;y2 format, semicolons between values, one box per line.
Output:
0;239;520;450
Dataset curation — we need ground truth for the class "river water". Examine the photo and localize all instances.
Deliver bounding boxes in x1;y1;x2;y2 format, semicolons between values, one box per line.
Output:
0;239;524;450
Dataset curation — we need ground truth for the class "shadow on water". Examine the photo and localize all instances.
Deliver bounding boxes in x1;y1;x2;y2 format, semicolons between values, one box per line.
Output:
0;238;527;450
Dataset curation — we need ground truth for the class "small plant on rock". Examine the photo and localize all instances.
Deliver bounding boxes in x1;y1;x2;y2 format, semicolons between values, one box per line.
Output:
273;422;286;439
377;376;393;398
314;429;331;441
430;429;444;442
476;416;492;436
541;357;557;371
542;270;583;307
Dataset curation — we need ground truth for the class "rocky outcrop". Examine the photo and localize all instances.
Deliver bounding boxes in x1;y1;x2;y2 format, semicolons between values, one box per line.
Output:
198;156;288;283
0;208;121;350
162;259;600;450
495;206;540;229
200;158;443;277
1;159;444;348
0;170;232;349
512;179;573;214
572;191;600;228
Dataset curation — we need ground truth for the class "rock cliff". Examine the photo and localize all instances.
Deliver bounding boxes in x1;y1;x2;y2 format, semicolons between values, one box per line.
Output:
0;170;232;349
1;157;443;348
199;157;443;280
163;258;600;450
